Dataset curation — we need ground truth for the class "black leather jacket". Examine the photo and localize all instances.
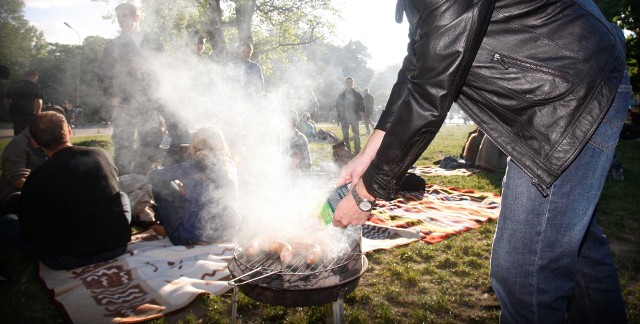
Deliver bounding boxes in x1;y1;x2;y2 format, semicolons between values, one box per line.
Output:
364;0;627;200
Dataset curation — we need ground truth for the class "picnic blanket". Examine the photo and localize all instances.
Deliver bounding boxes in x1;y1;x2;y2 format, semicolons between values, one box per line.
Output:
39;231;234;323
364;184;500;246
412;165;478;177
38;185;499;323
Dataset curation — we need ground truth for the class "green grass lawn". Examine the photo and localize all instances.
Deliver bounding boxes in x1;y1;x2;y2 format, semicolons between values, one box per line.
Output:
0;126;637;323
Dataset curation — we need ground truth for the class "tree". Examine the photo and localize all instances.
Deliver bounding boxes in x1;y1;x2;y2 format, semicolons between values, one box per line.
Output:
598;0;639;95
0;0;39;120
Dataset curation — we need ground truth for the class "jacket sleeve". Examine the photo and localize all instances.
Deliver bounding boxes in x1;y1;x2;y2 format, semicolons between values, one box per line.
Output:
1;137;30;184
363;0;495;200
356;92;365;114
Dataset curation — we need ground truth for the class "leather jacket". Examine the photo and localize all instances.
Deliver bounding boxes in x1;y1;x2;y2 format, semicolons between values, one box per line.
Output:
364;0;627;200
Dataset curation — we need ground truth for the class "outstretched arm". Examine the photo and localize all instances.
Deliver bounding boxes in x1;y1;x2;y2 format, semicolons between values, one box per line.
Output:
333;130;384;228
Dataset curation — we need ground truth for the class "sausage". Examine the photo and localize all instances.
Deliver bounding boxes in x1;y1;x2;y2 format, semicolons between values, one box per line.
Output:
291;241;323;265
265;240;294;264
243;234;276;257
244;239;261;257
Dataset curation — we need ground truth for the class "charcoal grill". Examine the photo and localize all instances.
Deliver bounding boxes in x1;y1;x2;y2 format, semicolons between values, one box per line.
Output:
227;227;367;323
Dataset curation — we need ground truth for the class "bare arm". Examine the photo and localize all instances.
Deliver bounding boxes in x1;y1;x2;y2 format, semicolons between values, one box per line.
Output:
333;130;384;228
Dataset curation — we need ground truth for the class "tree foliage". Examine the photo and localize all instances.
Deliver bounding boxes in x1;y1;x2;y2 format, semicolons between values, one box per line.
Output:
0;0;38;75
598;0;639;95
0;0;40;119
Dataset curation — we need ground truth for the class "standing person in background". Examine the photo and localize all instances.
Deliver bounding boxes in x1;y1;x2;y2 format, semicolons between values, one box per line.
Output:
4;70;44;135
62;100;74;124
333;0;628;322
287;109;311;172
191;30;207;57
74;105;84;127
335;77;365;156
97;2;165;175
160;30;208;167
230;41;264;98
307;88;320;122
362;88;375;135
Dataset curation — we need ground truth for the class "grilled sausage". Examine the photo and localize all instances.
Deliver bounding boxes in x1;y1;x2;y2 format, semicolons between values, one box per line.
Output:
265;240;294;264
291;241;323;265
244;239;261;257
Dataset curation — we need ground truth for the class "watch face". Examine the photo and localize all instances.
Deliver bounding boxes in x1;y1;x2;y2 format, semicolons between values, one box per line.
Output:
359;200;373;211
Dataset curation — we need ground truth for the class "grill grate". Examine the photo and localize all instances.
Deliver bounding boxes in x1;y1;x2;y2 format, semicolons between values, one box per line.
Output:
234;242;361;275
228;229;365;290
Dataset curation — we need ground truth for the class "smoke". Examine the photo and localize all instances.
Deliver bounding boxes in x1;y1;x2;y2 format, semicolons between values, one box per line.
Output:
132;29;355;253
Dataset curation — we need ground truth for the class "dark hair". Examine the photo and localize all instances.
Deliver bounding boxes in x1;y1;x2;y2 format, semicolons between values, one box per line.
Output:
29;112;69;150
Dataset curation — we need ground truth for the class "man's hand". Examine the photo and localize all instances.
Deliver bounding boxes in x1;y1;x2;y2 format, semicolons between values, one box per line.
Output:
333;181;375;228
333;130;385;228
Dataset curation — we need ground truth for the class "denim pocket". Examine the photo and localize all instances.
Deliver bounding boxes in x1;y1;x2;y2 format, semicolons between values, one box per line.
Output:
588;72;631;152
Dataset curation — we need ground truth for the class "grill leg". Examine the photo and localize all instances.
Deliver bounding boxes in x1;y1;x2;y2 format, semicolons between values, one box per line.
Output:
231;286;238;324
323;298;345;324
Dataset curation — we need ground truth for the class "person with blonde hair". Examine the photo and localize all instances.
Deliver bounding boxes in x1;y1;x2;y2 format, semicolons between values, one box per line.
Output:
147;126;239;245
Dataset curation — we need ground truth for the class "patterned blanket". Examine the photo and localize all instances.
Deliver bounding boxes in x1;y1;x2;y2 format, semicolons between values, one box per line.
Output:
38;185;499;323
39;231;234;323
365;184;500;245
412;165;478;177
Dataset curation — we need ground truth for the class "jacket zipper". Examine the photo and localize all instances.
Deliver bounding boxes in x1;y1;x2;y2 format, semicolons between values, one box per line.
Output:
493;53;571;82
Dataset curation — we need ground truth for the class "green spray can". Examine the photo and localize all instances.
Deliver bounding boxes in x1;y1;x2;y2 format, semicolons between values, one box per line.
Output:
318;183;351;225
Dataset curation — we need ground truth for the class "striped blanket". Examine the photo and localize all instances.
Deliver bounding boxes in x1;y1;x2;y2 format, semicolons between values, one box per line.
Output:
366;184;500;246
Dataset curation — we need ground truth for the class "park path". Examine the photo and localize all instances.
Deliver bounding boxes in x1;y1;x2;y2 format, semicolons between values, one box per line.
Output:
0;125;113;138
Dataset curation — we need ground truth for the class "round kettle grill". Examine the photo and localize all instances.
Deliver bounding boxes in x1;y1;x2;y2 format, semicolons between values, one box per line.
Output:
227;227;368;323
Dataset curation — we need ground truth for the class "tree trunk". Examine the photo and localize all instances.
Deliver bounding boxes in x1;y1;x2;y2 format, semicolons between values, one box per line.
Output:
207;0;227;60
235;0;256;44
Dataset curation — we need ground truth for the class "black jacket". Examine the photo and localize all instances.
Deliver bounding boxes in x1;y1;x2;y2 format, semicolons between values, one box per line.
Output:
365;0;627;200
19;146;131;257
336;89;365;124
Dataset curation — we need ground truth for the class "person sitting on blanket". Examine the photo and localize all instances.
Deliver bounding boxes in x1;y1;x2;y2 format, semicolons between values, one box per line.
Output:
0;111;132;270
147;126;240;245
0;105;65;217
288;109;312;172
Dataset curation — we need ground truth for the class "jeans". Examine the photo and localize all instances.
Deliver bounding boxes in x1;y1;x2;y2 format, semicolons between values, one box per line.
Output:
151;180;189;246
491;72;630;323
341;121;361;155
0;214;126;270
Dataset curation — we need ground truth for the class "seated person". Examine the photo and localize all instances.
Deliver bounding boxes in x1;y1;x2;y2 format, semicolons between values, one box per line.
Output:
298;112;317;140
147;126;240;245
0;105;65;216
288;110;311;171
0;112;131;270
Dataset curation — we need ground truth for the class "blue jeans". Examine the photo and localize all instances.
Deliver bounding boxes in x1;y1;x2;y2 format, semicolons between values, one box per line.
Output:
152;180;190;245
491;72;630;323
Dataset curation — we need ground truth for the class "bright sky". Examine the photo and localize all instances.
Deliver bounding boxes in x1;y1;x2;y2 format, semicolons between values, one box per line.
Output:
23;0;409;72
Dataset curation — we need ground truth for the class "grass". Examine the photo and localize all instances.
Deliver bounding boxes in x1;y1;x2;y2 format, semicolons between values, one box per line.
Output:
0;125;638;323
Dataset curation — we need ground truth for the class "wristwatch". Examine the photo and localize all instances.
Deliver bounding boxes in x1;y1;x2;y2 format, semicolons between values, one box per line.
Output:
351;184;374;212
